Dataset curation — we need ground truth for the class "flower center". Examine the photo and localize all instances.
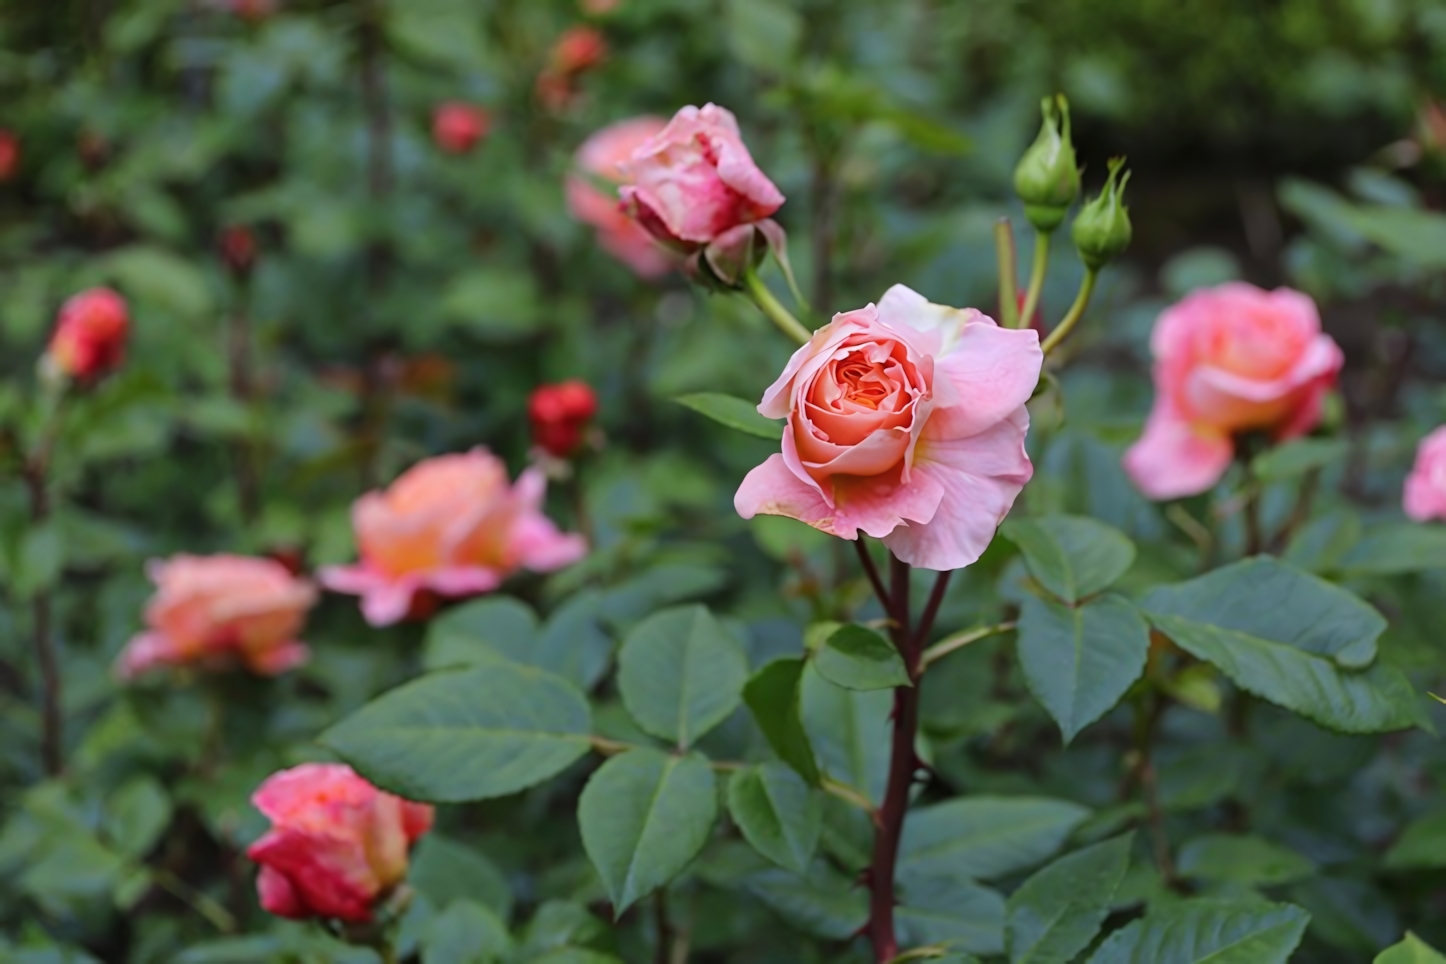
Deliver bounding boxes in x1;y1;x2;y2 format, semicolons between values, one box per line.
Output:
836;355;893;411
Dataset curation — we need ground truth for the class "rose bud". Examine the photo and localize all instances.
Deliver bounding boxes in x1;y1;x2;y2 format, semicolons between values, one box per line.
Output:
229;0;278;21
116;554;318;679
220;225;258;276
1071;157;1132;271
432;102;490;155
529;380;599;458
318;448;587;626
1014;94;1079;233
548;26;608;76
248;763;434;922
566;116;676;278
0;130;19;182
1123;283;1344;500
735;285;1043;571
44;287;129;382
1405;427;1446;522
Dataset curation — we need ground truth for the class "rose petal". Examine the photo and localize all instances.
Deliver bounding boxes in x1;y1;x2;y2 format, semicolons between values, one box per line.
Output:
1122;401;1234;500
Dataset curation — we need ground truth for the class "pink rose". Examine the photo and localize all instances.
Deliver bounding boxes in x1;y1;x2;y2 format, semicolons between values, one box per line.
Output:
247;763;434;922
566;116;676;278
619;104;786;283
117;554;316;679
319;448;587;626
735;285;1043;571
1405;426;1446;521
1123;283;1344;500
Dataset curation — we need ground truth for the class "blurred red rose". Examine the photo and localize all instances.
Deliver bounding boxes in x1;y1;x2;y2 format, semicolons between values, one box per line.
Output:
0;131;19;182
432;102;490;155
220;225;257;275
529;380;599;458
549;26;608;75
45;287;129;381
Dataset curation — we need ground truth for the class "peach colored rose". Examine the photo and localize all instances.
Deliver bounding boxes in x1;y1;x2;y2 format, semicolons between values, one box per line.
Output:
1123;283;1344;500
248;763;433;922
1405;426;1446;521
619;103;784;257
319;448;586;626
117;554;316;679
735;285;1042;571
566;116;676;278
46;287;129;381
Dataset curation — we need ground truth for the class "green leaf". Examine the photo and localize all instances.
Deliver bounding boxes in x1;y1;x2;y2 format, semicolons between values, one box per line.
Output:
421;899;511;964
13;520;65;598
1007;834;1133;964
409;835;514;920
897;877;1006;956
743;658;821;786
898;797;1091;886
723;0;801;74
1085;899;1310;963
577;749;718;915
524;952;624;964
1175;833;1313;886
617;605;748;749
727;763;821;874
741;861;867;940
1384;810;1446;869
322;663;592;802
1339;524;1446;575
423;596;539;671
801;664;891;803
1376;933;1446;963
1001;515;1136;604
104;244;212;318
813;624;911;691
675;393;783;441
1017;594;1150;743
1250;438;1349;482
103;776;172;860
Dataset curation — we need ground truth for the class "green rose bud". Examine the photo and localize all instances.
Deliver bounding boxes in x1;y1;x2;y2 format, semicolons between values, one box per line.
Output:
1071;156;1132;270
1013;94;1079;233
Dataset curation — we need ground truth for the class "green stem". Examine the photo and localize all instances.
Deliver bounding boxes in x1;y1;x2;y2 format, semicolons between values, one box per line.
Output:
743;268;812;345
150;866;238;933
994;219;1019;328
1039;268;1098;356
1018;231;1050;330
919;621;1017;670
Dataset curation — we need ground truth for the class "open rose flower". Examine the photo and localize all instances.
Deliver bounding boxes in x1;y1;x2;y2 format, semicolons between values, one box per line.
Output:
46;287;129;381
248;763;433;922
117;555;316;679
566;117;676;278
1405;426;1446;522
319;448;586;626
619;103;787;284
735;285;1043;571
1123;283;1344;500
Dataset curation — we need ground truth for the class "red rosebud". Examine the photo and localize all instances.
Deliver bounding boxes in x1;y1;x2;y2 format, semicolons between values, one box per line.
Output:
220;225;257;275
549;26;607;76
432;102;490;155
529;380;599;458
46;288;129;381
230;0;278;21
0;131;19;182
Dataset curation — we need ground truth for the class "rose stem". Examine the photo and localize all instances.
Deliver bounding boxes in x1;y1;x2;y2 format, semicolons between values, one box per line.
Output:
742;267;812;345
1039;268;1098;356
24;388;64;776
994;218;1020;328
1018;231;1051;331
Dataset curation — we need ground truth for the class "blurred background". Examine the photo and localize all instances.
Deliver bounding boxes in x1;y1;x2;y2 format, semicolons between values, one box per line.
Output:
3;0;1446;961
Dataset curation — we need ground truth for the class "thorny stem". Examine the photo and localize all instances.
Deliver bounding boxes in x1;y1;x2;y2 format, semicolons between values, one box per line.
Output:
854;539;893;623
1039;268;1098;356
1129;695;1178;888
919;621;1017;670
743;268;812;345
995;219;1020;328
1018;231;1050;332
913;571;951;651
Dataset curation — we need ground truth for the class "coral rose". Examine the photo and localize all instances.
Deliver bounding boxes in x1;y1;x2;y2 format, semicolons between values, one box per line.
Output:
1123;283;1344;500
45;287;129;381
529;380;599;458
319;448;587;626
1405;426;1446;522
566;116;676;278
619;103;786;282
117;554;317;679
735;285;1043;571
247;763;433;922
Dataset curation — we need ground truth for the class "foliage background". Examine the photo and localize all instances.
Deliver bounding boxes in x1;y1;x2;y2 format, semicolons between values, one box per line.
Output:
3;0;1446;961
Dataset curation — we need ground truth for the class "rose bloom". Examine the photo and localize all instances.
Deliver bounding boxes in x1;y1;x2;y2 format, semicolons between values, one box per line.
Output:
620;103;785;253
1123;283;1344;500
530;380;599;457
432;102;490;155
117;555;317;679
46;287;129;381
1405;426;1446;522
248;763;433;922
548;25;608;75
735;285;1043;571
566;116;675;278
0;130;18;182
319;448;587;626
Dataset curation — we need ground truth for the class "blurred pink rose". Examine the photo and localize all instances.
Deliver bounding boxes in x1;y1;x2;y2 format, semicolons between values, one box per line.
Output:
567;117;676;278
319;448;586;626
432;102;490;155
117;555;316;679
735;285;1042;571
248;763;433;922
46;287;129;381
620;104;784;254
1405;426;1446;521
1123;283;1343;500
